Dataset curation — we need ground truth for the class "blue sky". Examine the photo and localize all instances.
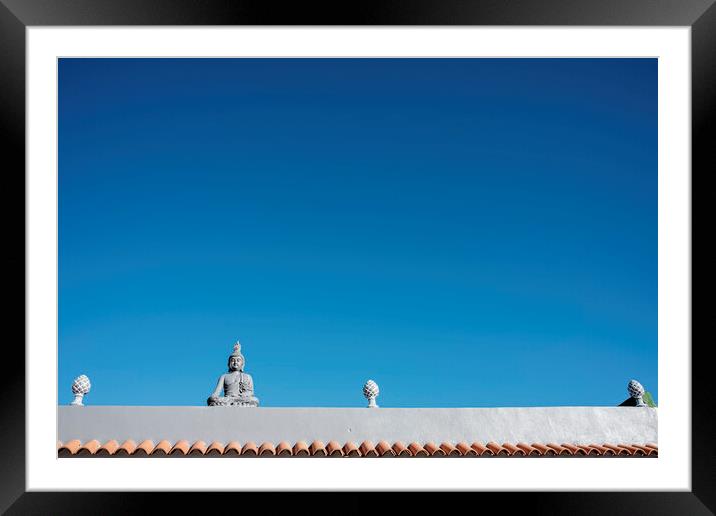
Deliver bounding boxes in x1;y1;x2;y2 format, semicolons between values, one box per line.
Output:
58;58;657;407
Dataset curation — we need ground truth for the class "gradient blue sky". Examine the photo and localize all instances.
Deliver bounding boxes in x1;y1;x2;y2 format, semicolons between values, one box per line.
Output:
59;58;657;407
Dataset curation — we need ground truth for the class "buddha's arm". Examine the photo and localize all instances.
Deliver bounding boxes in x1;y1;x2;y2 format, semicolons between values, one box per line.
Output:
247;374;254;392
210;375;225;398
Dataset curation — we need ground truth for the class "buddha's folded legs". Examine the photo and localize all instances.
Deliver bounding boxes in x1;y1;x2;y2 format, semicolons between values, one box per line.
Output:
207;396;259;407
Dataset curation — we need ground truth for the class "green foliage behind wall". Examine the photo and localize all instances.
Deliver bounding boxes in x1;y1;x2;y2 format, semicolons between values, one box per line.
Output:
643;392;656;407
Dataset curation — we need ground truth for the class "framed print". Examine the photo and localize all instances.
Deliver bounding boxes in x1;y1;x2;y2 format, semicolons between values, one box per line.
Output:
2;0;710;514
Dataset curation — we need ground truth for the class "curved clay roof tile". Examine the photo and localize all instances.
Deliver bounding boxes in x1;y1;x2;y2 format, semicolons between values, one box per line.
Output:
587;444;613;456
205;442;225;456
376;441;395;457
423;442;445;456
632;444;656;456
440;442;460;457
241;442;259;456
132;440;154;456
602;444;629;456
516;443;540;456
486;442;508;456
310;441;327;457
456;442;477;456
618;444;644;456
408;442;428;457
546;443;571;456
223;441;242;455
258;442;276;456
115;440;137;456
560;443;585;456
359;441;378;457
501;443;524;457
96;440;119;456
189;441;208;456
153;440;173;455
470;442;492;456
276;441;293;456
326;441;343;457
530;444;554;456
76;439;101;456
342;442;360;457
59;439;82;456
169;440;190;456
575;444;599;456
392;441;412;457
293;441;310;457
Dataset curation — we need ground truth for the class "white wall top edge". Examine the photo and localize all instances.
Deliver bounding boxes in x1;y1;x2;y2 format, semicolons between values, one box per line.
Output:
58;406;658;445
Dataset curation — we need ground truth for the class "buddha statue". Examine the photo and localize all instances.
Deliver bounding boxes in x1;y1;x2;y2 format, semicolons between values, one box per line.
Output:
207;341;260;407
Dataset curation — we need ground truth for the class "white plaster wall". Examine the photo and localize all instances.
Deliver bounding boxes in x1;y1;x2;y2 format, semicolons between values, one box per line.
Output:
58;406;657;445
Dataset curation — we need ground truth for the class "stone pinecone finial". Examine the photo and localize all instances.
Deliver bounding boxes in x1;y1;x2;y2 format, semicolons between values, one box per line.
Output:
71;374;91;406
627;379;646;407
363;379;379;408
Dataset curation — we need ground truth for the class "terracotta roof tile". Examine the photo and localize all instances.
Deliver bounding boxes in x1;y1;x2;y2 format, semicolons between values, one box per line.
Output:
131;440;152;456
516;443;540;456
259;442;276;456
629;444;646;456
561;443;585;456
392;441;411;457
408;442;428;457
189;440;208;456
486;442;508;456
276;441;293;456
530;443;554;456
310;440;327;457
151;440;171;455
57;439;658;458
602;444;630;456
456;442;477;456
423;442;445;456
59;439;81;456
588;444;614;456
615;444;640;456
360;440;378;457
326;441;344;457
440;442;461;457
546;443;571;456
342;441;360;457
502;443;524;457
471;442;492;456
168;440;189;456
376;440;395;457
223;441;242;455
575;444;599;456
632;444;657;456
293;441;309;457
241;441;259;456
206;441;224;456
76;439;101;456
116;439;137;456
96;440;119;457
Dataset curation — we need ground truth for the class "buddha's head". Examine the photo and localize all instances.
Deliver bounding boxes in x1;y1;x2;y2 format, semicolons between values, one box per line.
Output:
228;341;245;372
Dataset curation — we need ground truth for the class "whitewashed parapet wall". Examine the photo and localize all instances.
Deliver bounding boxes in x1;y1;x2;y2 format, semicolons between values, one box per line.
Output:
58;407;657;445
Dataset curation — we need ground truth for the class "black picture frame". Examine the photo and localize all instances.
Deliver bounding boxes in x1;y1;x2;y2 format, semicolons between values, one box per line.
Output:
1;1;709;513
